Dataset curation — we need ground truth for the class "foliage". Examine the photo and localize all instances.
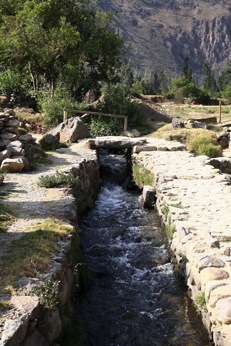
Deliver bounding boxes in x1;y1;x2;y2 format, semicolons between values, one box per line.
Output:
222;84;231;103
37;86;76;128
0;300;12;312
161;204;170;220
88;117;123;137
165;215;176;240
132;164;154;188
38;172;79;189
36;279;60;310
0;70;27;95
195;292;206;312
188;134;222;157
0;204;15;232
0;0;123;96
0;218;74;286
96;84;142;126
171;76;208;99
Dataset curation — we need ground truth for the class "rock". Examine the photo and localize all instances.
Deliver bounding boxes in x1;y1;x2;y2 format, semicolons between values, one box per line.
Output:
198;256;225;271
1;132;18;141
49;117;90;144
172;118;185;129
1;156;29;172
191;121;207;129
22;328;50;346
19;134;34;143
208;284;231;308
11;296;41;320
0;174;4;185
217;132;230;149
39;133;60;151
214;298;231;324
1;319;29;346
0;96;8;105
201;267;230;290
124;129;141;138
37;309;62;343
0;149;11;162
4;117;20;127
142;185;156;208
7;141;24;157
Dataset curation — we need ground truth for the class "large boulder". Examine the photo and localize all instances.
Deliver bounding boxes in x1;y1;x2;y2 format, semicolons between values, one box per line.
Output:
48;117;90;144
1;156;29;172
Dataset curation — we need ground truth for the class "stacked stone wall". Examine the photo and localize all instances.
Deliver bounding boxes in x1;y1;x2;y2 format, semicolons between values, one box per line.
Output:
0;158;100;345
132;149;231;346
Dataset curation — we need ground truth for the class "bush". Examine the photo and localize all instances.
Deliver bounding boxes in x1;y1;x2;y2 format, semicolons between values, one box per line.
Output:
188;134;222;157
38;172;79;188
96;84;142;127
88;117;123;137
38;87;76;128
0;70;27;95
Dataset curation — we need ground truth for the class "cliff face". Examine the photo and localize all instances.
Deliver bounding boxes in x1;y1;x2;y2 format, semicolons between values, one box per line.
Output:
97;0;231;77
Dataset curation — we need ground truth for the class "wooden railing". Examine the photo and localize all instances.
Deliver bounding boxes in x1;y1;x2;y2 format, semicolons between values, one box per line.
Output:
63;108;128;131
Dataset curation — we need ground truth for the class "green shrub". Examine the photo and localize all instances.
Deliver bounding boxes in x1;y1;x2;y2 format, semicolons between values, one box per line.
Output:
0;70;27;95
37;87;76;128
189;134;222;157
37;279;60;310
88;116;123;137
38;172;79;188
96;84;142;127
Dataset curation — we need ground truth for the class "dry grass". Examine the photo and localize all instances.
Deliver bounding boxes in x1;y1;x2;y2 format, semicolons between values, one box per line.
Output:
0;218;75;287
160;103;231;122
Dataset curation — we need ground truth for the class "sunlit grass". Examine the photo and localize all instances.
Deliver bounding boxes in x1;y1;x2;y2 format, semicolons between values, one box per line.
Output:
0;218;75;286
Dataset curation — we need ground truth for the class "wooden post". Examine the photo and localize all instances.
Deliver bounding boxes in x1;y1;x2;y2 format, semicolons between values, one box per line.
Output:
63;109;68;122
124;117;128;132
219;101;222;124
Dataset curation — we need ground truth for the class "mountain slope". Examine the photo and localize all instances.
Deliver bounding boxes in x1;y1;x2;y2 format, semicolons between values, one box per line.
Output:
97;0;231;78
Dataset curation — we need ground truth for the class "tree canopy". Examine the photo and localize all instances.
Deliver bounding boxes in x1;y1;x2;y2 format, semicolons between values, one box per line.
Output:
0;0;123;96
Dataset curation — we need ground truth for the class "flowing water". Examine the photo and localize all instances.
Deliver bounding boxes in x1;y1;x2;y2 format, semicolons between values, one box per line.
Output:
78;154;210;346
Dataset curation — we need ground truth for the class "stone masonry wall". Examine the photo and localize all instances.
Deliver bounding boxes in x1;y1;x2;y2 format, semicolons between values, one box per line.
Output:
132;149;231;346
0;158;100;346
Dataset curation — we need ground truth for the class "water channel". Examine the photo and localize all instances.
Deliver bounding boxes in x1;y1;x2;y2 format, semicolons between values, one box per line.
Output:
78;153;210;346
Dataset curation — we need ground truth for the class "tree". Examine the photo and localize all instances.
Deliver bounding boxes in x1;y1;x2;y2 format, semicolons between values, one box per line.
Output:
203;62;217;95
0;0;123;96
182;57;192;82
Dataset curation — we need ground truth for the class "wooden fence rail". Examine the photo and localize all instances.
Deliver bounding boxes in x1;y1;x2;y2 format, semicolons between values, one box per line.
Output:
63;108;128;131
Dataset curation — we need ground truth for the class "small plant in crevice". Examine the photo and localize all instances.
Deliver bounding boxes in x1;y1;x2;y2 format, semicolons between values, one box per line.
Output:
165;215;176;240
195;292;206;313
36;279;60;310
38;172;79;189
161;204;169;221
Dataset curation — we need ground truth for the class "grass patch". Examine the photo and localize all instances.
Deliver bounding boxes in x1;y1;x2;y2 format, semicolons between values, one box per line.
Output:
153;126;222;158
132;164;154;188
0;218;74;286
38;172;79;188
188;134;222;157
0;189;15;199
0;300;12;312
165;216;176;240
161;204;169;220
195;292;206;312
0;204;15;232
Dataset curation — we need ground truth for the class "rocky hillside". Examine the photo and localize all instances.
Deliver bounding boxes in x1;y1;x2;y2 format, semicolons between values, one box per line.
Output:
97;0;231;79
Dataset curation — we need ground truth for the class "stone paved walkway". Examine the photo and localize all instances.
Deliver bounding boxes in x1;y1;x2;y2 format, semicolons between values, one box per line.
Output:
133;142;231;346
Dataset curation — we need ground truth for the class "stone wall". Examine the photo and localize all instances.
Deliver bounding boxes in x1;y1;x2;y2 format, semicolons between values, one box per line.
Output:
132;149;231;346
0;158;100;346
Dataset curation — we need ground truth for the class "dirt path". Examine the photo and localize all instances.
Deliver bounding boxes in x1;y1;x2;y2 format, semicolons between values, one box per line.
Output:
0;140;96;258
